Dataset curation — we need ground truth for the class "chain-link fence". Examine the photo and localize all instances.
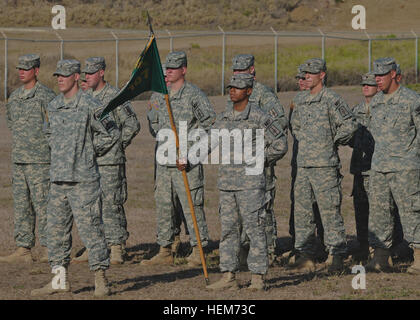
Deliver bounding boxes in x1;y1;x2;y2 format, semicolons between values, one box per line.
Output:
0;27;419;101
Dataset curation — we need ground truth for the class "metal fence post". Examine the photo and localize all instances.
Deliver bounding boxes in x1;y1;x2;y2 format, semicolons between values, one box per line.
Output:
54;31;64;60
166;29;173;52
1;31;7;101
271;27;278;93
412;30;418;83
318;29;325;60
111;31;119;88
218;26;225;96
365;31;372;72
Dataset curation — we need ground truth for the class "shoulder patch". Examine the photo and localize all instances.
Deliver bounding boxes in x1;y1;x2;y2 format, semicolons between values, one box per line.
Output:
263;117;273;129
100;114;116;132
263;117;283;138
94;107;103;120
335;100;351;120
124;104;135;117
268;107;279;119
192;104;209;122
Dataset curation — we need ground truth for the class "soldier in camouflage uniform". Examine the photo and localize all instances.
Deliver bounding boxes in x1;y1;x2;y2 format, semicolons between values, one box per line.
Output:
30;60;120;297
348;72;377;263
148;63;189;256
231;54;288;265
366;57;420;274
0;54;56;264
207;73;288;291
289;58;357;273
284;65;325;266
71;57;140;265
141;51;215;267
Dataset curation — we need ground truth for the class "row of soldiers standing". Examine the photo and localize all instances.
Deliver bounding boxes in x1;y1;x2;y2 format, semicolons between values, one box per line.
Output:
1;54;140;297
1;50;419;295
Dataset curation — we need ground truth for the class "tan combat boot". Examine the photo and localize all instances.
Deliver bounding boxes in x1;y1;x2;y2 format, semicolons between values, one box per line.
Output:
206;272;238;290
140;246;173;266
0;247;33;263
39;247;49;263
110;245;124;265
171;235;181;256
365;248;393;272
31;266;71;296
247;273;265;291
94;269;110;298
286;254;315;273
71;248;88;264
407;248;420;275
187;246;204;267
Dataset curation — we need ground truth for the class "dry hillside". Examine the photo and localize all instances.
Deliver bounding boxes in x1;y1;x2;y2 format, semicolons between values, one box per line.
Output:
0;0;419;32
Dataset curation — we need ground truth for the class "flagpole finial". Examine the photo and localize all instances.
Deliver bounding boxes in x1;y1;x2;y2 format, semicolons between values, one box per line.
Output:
146;11;154;36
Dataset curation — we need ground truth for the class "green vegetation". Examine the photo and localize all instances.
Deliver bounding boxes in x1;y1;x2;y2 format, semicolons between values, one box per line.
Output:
1;30;418;99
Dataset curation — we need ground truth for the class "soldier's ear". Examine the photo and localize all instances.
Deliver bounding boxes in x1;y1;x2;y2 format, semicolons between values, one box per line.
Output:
34;67;40;77
249;66;256;76
99;69;105;79
320;71;326;80
390;70;397;80
74;73;80;82
181;66;187;76
247;87;253;96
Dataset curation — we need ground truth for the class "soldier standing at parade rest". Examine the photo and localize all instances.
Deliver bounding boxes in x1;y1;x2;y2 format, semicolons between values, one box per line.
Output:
30;60;120;297
348;72;377;263
148;63;189;256
365;57;420;274
141;51;215;267
285;64;325;266
71;57;140;265
206;73;287;291
231;54;288;265
289;58;357;274
0;54;56;264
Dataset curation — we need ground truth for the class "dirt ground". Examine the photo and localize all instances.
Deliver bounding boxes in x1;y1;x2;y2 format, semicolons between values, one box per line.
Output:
0;86;419;301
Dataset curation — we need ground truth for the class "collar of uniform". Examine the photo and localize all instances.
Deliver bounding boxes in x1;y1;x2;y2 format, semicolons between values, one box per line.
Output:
56;89;83;110
305;86;326;104
18;81;40;100
169;81;187;100
93;82;110;101
385;85;402;104
374;85;402;105
224;100;252;120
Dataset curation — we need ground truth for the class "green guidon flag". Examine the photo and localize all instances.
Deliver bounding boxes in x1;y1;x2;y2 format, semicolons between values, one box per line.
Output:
100;35;167;119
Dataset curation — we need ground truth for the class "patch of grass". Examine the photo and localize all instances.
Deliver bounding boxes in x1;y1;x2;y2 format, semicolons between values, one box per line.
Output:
406;83;420;93
1;30;418;99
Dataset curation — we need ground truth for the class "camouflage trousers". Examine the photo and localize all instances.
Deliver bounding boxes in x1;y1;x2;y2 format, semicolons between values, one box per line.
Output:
154;146;188;238
98;164;129;246
289;159;324;246
219;189;268;274
47;180;110;271
241;188;276;254
368;170;420;249
172;192;189;237
155;166;209;248
12;163;50;248
294;167;347;256
264;188;277;254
